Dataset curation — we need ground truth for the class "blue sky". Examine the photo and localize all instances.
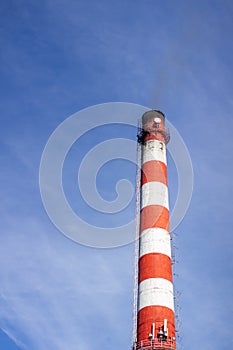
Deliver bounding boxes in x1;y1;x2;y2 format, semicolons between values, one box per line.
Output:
1;0;233;349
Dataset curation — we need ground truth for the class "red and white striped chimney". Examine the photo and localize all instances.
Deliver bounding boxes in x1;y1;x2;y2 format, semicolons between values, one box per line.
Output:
136;110;176;350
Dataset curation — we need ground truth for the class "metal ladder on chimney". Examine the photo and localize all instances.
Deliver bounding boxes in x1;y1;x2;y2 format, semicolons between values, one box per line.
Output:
132;119;142;347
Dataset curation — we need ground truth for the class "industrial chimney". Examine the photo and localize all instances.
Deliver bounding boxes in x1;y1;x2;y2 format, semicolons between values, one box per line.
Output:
134;110;176;350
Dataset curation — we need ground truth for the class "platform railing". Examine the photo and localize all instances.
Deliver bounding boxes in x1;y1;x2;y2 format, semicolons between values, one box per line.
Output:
133;338;176;350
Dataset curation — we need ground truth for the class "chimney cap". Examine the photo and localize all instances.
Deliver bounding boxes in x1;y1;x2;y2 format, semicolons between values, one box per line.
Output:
142;110;165;124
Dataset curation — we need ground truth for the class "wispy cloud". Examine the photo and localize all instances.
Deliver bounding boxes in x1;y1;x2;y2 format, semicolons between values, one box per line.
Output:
0;214;133;350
